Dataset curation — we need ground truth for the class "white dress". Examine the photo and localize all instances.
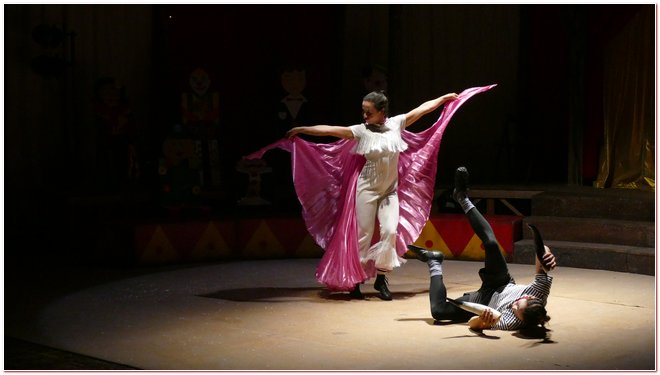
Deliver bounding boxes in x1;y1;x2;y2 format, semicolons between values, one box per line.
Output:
349;114;408;272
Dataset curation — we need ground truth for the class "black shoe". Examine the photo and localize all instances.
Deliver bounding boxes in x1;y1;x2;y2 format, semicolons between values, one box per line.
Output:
528;224;551;272
374;274;392;301
349;284;364;299
452;166;470;202
407;244;444;262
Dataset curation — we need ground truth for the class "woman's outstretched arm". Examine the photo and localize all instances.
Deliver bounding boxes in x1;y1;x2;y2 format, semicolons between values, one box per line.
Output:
404;93;459;128
286;125;354;139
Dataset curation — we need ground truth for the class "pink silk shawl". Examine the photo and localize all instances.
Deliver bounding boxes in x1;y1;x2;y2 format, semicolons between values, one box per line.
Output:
245;84;496;291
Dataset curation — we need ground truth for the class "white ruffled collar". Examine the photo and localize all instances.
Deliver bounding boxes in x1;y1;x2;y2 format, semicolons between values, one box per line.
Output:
352;117;408;155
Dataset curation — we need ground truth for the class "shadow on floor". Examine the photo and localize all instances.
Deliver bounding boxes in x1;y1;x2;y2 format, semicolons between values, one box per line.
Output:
199;287;427;302
4;336;139;370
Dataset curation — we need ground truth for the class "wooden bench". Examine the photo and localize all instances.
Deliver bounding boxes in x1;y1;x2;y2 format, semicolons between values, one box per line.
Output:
436;187;543;216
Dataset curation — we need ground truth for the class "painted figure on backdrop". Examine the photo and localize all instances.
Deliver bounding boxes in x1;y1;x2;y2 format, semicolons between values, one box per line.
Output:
181;67;222;188
159;124;203;212
182;67;219;131
264;64;315;211
93;77;139;192
276;65;312;130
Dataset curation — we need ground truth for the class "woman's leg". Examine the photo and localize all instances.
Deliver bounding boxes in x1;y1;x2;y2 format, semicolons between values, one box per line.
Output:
355;182;378;264
374;190;400;271
369;190;400;300
351;180;379;298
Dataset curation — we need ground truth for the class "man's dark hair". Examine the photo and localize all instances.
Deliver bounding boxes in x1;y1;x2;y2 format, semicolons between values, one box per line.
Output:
516;300;552;340
522;299;550;328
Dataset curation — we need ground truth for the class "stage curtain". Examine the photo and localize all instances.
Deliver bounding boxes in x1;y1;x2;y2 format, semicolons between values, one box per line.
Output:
341;5;520;182
594;7;654;190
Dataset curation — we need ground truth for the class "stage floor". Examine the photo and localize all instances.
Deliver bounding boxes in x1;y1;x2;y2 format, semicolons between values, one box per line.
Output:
4;258;656;371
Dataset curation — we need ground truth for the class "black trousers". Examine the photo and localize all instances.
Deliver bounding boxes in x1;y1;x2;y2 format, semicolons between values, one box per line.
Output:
429;206;514;322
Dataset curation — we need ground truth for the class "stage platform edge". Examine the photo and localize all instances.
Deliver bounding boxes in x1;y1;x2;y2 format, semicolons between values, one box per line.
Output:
134;214;521;264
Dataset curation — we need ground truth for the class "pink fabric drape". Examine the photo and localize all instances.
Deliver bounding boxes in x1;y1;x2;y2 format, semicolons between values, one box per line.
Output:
246;84;496;291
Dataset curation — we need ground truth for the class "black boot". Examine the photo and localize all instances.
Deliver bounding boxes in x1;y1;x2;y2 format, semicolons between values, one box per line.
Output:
349;283;364;299
452;166;470;202
374;274;392;301
407;244;445;262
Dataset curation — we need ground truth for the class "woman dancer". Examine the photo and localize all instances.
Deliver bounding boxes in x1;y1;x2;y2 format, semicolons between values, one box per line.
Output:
245;85;496;298
286;91;457;299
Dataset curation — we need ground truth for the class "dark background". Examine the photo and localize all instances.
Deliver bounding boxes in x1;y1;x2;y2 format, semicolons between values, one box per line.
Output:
4;4;653;267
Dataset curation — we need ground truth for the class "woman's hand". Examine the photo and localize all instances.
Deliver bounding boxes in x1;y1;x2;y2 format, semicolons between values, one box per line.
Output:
441;93;459;103
286;127;304;139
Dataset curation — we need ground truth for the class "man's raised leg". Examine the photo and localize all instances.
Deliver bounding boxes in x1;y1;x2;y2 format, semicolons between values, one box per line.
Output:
452;167;510;282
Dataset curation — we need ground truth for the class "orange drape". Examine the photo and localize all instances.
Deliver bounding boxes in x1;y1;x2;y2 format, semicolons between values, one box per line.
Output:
594;7;655;190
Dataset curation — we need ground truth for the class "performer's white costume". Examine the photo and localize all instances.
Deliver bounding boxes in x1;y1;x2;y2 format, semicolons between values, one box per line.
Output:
350;115;408;272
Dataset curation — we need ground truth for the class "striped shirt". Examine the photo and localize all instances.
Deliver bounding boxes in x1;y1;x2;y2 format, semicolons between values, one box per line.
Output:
489;274;553;330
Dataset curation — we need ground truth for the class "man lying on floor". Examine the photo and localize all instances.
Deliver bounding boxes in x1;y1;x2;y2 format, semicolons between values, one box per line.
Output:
407;166;557;334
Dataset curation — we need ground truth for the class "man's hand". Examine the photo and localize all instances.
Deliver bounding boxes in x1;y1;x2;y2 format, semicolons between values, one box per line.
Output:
468;307;499;330
479;307;499;326
542;247;557;271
